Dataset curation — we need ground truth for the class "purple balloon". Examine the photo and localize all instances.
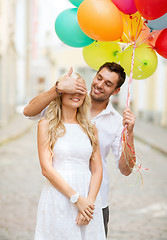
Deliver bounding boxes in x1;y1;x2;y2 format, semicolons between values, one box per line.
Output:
112;0;137;15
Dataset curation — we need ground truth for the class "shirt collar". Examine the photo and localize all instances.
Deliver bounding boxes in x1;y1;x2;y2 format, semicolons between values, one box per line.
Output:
92;100;116;120
104;100;116;115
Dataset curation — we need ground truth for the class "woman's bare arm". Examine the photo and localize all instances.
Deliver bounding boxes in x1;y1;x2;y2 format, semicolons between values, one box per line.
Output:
37;118;94;220
76;127;103;225
87;127;103;203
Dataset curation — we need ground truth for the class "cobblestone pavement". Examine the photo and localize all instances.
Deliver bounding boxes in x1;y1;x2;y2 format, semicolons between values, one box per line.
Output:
0;127;167;240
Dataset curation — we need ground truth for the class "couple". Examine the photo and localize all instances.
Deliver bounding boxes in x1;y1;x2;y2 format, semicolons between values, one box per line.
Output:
24;62;136;239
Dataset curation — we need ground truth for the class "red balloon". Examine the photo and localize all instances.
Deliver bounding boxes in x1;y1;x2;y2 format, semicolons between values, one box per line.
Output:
155;29;167;59
134;0;167;20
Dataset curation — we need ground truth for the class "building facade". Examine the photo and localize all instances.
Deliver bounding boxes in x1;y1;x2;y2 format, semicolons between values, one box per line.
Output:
0;0;17;126
0;0;166;128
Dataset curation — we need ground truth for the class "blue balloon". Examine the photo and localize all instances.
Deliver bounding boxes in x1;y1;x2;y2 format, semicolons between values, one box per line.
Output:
55;8;94;48
146;13;167;31
68;0;84;7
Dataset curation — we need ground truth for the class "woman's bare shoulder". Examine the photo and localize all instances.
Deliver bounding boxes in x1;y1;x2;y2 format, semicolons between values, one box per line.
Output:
38;117;49;129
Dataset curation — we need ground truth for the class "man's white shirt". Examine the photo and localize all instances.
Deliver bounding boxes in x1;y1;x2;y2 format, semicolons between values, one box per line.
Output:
27;100;123;208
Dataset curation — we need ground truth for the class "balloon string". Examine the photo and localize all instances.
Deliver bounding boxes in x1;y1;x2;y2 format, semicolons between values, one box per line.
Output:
124;18;133;44
121;41;148;186
122;43;141;180
122;32;132;43
136;30;158;47
134;14;142;42
127;42;136;107
124;14;141;106
126;18;132;43
121;121;148;188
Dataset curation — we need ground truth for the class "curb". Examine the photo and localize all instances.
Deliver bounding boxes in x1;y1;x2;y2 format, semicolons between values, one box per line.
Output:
0;124;33;147
134;133;167;156
0;113;34;147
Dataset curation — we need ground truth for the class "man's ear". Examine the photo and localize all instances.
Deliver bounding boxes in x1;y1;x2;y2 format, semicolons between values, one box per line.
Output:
113;87;120;95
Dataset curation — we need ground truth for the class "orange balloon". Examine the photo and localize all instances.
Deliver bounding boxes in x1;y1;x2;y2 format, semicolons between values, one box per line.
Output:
137;23;162;47
77;0;123;42
120;12;144;43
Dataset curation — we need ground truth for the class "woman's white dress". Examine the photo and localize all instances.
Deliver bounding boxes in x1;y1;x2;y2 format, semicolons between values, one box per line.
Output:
34;123;106;240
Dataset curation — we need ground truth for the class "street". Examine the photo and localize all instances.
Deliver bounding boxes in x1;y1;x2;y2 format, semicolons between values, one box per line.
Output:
0;127;167;240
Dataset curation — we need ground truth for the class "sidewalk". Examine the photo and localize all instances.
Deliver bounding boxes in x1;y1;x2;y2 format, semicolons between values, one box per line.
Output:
0;113;33;146
134;118;167;155
0;113;167;240
0;113;167;155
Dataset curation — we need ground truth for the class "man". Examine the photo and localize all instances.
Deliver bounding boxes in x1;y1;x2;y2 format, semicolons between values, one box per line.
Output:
24;62;136;237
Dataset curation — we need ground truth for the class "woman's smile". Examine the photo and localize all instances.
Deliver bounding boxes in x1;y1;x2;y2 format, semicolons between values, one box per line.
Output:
70;97;80;102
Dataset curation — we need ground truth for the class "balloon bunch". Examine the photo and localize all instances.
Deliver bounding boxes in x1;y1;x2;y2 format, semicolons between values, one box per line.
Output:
55;0;167;80
55;0;167;180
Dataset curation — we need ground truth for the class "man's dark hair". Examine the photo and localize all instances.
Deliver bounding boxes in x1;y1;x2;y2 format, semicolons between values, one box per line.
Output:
97;62;126;89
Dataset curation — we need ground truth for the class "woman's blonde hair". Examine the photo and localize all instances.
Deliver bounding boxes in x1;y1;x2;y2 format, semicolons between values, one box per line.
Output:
46;73;97;157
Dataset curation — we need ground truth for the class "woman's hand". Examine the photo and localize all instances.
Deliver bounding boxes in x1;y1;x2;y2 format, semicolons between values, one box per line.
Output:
75;195;95;221
76;212;90;225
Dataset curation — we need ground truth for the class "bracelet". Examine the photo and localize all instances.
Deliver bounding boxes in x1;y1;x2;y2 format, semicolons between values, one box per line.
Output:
55;81;62;96
70;192;80;203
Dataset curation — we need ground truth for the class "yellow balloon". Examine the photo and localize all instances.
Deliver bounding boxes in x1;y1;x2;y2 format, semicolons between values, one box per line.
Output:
120;43;158;79
83;41;121;70
120;12;144;43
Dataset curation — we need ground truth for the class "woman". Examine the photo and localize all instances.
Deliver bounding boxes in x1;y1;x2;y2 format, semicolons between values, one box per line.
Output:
34;73;106;240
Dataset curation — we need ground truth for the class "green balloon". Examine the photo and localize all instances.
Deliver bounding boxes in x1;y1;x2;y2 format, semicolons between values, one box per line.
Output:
55;8;94;48
120;44;158;80
83;41;121;70
68;0;84;7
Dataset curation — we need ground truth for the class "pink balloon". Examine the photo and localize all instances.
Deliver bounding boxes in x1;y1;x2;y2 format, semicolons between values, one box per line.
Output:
112;0;137;15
